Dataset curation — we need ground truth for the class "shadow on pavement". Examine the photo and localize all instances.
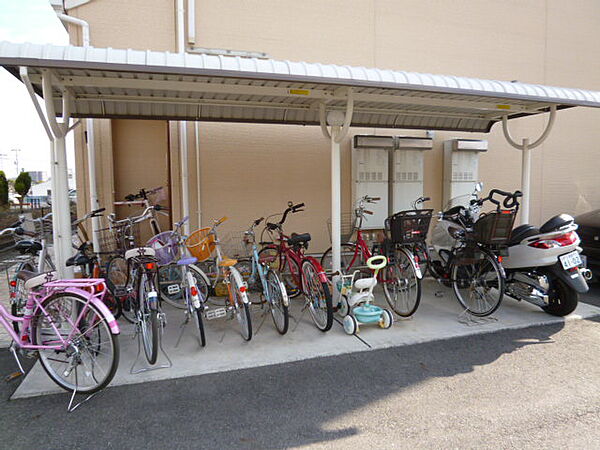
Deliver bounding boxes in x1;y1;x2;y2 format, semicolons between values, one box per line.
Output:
0;320;566;449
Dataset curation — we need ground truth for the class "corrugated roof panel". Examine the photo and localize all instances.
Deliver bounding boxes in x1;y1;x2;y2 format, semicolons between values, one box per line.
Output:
3;41;600;132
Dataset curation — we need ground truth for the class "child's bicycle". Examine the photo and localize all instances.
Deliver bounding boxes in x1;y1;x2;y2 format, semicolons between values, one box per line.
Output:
186;217;252;341
147;216;208;347
334;255;394;335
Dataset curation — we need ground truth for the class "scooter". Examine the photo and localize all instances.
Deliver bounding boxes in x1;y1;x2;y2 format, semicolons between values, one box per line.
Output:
335;255;394;335
503;212;591;316
430;182;591;317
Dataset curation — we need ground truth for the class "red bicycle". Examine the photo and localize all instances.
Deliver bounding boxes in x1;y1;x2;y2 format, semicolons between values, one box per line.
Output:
321;195;426;317
259;202;333;331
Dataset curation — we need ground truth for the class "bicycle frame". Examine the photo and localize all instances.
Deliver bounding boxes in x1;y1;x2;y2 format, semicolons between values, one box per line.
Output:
0;279;119;351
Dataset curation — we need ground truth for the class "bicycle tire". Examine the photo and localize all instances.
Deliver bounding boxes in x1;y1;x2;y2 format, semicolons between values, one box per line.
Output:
32;292;120;394
193;306;206;347
229;269;252;341
159;264;210;309
301;259;333;332
451;247;505;317
412;241;430;278
382;247;421;317
10;261;34;334
258;246;301;298
265;268;289;335
138;271;159;364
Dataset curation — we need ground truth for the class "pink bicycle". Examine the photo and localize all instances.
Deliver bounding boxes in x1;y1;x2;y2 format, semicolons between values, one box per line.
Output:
0;273;120;395
259;202;333;331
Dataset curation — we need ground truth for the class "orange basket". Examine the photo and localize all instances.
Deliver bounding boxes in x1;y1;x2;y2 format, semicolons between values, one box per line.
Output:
186;227;216;261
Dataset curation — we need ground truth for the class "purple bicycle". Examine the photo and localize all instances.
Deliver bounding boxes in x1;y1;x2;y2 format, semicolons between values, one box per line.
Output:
1;273;120;396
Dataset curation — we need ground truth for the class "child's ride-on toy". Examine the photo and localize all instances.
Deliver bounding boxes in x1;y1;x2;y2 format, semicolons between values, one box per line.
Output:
337;255;394;335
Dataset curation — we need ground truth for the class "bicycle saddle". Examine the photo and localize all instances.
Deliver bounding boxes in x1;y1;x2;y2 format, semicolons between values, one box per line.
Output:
287;233;311;246
15;240;42;255
354;278;377;290
16;270;56;290
125;247;156;260
66;253;93;267
219;257;238;267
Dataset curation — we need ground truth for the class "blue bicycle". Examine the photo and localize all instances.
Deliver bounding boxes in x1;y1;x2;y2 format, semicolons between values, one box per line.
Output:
239;217;289;334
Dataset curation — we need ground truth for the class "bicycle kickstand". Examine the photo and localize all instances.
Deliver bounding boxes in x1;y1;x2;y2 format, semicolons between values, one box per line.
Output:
5;343;24;382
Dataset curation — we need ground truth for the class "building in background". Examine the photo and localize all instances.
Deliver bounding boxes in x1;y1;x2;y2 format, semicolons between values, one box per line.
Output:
55;0;600;251
28;170;46;183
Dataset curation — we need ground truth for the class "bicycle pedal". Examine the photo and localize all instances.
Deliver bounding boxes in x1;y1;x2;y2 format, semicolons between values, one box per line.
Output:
4;371;23;382
205;307;227;320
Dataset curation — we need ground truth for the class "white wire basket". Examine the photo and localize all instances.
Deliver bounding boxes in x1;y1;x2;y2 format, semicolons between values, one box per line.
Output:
326;213;356;243
217;230;251;259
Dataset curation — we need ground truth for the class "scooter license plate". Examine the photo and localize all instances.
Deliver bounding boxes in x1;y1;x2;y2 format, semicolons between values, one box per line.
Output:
559;251;582;270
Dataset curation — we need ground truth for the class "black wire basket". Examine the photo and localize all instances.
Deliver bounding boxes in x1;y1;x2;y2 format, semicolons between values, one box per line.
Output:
471;210;516;245
385;209;433;245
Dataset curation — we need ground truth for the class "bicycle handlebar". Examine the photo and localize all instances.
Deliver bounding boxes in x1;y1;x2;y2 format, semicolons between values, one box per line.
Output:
364;210;373;215
475;189;521;210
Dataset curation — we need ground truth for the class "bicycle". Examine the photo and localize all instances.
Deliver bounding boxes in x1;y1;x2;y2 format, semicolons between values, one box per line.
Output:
119;187;212;309
147;216;208;347
0;273;119;396
321;195;427;317
428;185;517;316
186;217;252;341
236;217;289;334
258;202;333;332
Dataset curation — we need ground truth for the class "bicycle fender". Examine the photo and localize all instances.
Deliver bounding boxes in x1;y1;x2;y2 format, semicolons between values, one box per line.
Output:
398;248;423;280
303;256;329;283
280;281;290;307
230;269;251;304
62;287;121;335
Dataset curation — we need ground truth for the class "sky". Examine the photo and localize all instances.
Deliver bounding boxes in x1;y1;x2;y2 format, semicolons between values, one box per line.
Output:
0;0;75;179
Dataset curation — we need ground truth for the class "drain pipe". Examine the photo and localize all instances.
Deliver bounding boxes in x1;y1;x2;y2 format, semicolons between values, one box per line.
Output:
176;0;190;234
56;13;101;252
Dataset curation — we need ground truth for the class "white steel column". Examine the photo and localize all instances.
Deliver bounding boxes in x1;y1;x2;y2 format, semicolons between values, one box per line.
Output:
330;124;342;273
320;89;354;274
194;121;202;228
502;105;556;225
520;138;531;224
177;0;190;233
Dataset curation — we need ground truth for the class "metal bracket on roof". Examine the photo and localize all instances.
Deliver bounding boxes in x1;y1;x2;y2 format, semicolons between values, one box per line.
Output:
319;87;354;143
501;105;556;151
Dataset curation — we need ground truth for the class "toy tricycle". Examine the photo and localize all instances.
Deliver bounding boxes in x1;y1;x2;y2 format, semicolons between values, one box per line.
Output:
336;255;394;335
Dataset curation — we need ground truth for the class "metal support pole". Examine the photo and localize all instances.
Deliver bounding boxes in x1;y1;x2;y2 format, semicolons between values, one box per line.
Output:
180;121;190;234
194;121;202;228
520;138;531;224
54;135;74;278
330;125;341;273
87;119;101;252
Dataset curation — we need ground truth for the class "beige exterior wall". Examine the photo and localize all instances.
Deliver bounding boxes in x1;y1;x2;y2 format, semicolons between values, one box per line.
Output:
68;0;600;252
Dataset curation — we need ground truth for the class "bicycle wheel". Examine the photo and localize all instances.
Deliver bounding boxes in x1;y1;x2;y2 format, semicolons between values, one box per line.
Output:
320;243;364;274
193;307;206;347
32;292;120;394
451;248;505;317
138;271;159;364
229;269;252;341
158;264;210;309
383;247;421;317
259;246;301;298
106;256;128;293
301;259;333;331
10;261;34;334
265;268;289;335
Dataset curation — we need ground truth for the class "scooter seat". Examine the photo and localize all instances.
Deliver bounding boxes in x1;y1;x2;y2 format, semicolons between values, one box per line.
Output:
354;277;377;290
508;224;540;246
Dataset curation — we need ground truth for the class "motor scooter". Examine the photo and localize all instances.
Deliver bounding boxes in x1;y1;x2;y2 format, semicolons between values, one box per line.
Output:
430;183;591;317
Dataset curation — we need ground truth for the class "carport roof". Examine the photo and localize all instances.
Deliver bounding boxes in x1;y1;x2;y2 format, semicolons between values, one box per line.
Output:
2;41;600;133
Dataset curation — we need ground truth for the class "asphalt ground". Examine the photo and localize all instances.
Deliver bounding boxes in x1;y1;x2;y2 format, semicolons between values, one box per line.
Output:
1;306;600;448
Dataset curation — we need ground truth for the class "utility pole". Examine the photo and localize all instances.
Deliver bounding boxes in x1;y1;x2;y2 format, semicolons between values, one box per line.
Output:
11;148;21;174
0;153;8;172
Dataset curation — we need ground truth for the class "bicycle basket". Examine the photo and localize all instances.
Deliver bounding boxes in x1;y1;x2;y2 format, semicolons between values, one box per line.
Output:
385;209;433;244
147;231;179;265
326;213;355;243
96;221;141;257
186;227;215;262
472;210;516;245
